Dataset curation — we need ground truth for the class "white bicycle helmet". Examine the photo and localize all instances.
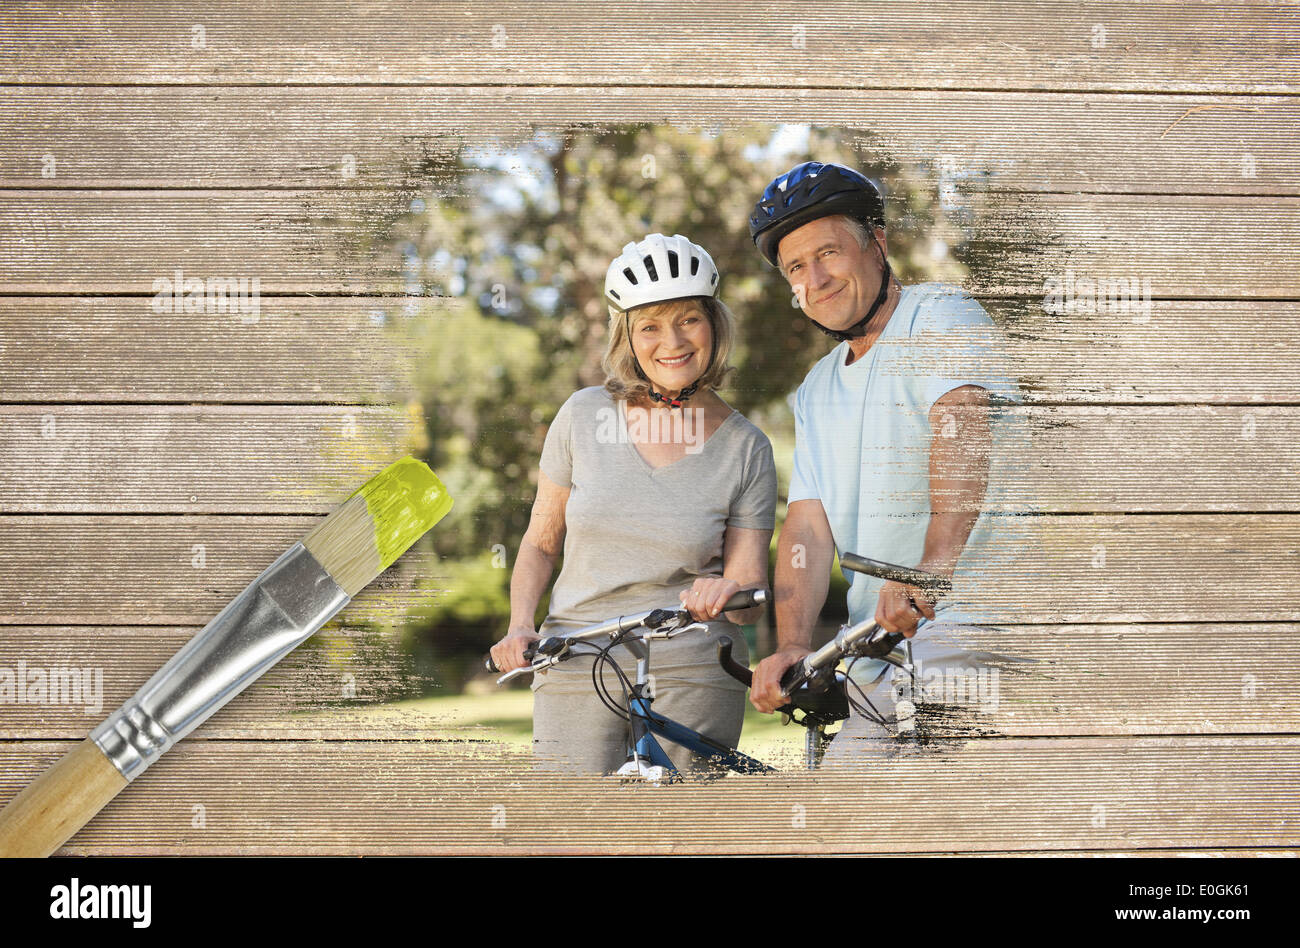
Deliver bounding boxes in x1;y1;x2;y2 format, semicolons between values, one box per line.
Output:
604;233;719;312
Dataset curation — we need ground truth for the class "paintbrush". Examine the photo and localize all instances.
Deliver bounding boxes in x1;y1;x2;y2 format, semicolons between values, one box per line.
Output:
0;455;452;857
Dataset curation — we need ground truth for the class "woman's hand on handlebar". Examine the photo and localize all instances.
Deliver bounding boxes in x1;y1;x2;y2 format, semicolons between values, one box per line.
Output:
679;576;742;623
490;628;541;674
750;645;812;714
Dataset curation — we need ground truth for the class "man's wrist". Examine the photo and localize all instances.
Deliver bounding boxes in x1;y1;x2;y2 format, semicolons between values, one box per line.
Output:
918;551;961;580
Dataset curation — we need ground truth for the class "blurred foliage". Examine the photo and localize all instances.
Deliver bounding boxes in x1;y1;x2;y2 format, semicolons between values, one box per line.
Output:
380;123;973;693
399;552;516;693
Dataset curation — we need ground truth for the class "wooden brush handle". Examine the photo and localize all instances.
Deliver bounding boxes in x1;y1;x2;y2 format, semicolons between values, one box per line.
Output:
0;738;128;857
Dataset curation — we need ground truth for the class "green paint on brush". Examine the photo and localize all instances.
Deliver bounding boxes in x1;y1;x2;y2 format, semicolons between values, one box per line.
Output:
354;456;453;567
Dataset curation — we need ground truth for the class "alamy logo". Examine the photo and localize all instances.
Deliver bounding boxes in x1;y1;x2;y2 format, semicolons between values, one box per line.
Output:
1042;269;1152;322
49;878;151;928
150;268;261;320
894;660;999;714
0;662;102;714
594;405;705;453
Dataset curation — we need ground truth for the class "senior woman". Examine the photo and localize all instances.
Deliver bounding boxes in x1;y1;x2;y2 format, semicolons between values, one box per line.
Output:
489;233;777;775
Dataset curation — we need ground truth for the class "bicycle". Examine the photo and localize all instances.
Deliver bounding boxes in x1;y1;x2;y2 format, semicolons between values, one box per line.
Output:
484;554;952;779
487;589;777;781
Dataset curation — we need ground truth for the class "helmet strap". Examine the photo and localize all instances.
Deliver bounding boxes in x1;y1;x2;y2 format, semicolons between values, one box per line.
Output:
647;381;699;409
808;231;892;343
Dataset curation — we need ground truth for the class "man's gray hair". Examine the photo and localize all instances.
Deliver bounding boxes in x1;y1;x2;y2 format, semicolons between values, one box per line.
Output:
834;214;878;252
778;214;880;272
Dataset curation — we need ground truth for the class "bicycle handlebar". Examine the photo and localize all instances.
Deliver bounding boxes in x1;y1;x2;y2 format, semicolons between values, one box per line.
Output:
778;556;950;695
840;553;952;596
778;621;904;694
485;587;768;674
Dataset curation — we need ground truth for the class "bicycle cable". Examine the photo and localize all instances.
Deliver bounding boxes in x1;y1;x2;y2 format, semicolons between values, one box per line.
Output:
591;630;638;723
590;616;692;728
531;635;636;723
843;655;902;732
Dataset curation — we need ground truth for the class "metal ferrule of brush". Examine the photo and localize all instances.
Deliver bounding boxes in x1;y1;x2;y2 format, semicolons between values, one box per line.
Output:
90;542;350;781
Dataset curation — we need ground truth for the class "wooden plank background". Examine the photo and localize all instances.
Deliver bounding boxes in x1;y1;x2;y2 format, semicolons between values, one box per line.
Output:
2;1;1299;855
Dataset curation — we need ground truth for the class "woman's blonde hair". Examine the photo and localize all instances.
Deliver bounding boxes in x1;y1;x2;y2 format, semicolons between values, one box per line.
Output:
602;296;736;403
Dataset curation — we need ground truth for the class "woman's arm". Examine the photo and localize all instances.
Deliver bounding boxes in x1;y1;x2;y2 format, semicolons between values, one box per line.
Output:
490;470;569;673
720;524;773;625
680;524;772;625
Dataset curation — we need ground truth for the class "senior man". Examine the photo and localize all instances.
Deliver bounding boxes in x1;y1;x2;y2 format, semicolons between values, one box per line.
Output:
748;161;1015;759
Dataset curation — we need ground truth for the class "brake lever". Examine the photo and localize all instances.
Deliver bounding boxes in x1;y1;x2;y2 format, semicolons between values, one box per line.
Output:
650;620;709;640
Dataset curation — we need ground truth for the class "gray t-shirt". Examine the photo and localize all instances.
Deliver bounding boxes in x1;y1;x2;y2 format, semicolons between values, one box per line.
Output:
538;386;777;633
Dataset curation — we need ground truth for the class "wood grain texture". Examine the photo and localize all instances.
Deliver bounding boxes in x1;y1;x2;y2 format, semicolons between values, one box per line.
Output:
0;625;440;739
1;2;1297;93
0;297;410;404
0;737;126;857
0;405;417;512
0;623;1293;738
5;298;1300;405
984;300;1300;405
4;190;1299;296
1;403;1297;513
0;515;446;625
0;188;400;294
2;87;1296;194
0;513;1294;626
0;737;1294;855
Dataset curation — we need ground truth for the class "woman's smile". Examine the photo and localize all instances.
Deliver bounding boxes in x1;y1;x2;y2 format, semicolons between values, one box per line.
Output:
657;352;695;367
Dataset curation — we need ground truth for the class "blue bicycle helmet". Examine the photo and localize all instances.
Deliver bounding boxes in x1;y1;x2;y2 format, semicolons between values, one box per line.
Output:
750;161;892;342
749;161;886;268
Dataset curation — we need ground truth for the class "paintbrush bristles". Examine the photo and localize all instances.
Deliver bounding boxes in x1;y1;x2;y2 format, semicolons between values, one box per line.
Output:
301;494;384;597
302;457;453;598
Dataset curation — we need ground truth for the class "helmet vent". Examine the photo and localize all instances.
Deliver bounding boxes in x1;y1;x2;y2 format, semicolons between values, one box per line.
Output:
667;250;679;278
623;267;638;285
689;255;699;275
608;288;621;300
643;255;659;281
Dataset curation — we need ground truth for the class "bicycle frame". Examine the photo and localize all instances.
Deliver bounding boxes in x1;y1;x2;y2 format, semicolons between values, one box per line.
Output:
615;635;774;781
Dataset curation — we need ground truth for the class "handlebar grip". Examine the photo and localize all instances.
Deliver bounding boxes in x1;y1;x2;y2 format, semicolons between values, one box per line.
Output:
778;656;810;695
484;644;538;674
723;636;799;718
859;628;905;660
840;553;952;596
723;588;768;612
715;636;753;687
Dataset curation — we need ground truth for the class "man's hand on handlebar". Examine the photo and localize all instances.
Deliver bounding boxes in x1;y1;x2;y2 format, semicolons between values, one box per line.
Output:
750;645;812;714
679;576;742;623
489;628;541;674
874;579;937;638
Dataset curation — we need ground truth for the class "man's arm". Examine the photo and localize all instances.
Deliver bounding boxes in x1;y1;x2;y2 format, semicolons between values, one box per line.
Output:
750;498;835;712
874;384;991;635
